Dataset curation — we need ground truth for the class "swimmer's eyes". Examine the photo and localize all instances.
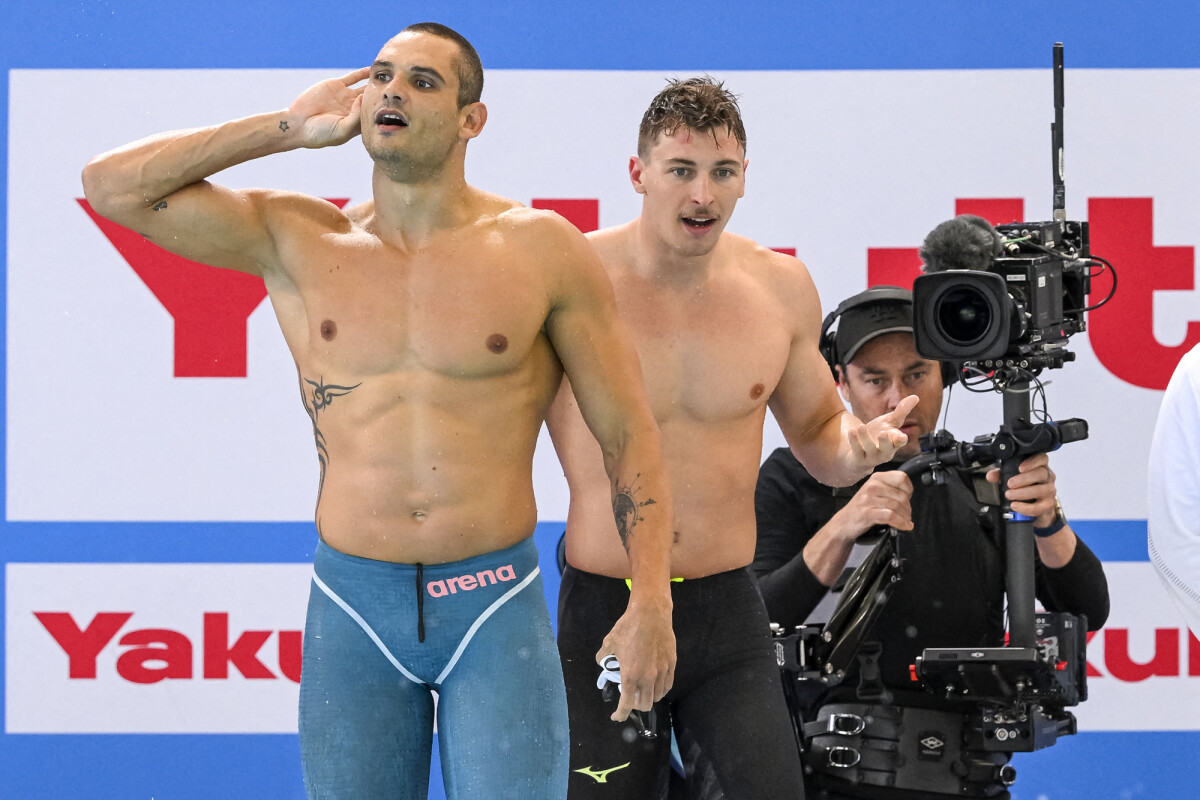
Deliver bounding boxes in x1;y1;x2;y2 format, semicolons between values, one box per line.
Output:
371;72;438;92
667;167;738;179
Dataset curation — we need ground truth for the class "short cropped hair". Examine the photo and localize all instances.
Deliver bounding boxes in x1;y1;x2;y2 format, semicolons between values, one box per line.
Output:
402;22;484;108
637;76;747;158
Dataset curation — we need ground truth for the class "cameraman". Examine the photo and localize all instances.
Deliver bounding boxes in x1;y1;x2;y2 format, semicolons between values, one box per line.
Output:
752;286;1110;800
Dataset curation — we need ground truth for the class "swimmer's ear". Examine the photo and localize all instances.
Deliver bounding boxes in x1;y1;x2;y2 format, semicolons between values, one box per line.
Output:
629;156;647;195
459;101;487;140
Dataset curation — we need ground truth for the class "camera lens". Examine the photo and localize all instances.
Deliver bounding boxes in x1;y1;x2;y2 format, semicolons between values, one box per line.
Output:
936;287;992;345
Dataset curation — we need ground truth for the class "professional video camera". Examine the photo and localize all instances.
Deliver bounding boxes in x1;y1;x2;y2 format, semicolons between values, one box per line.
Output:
775;44;1111;774
910;47;1115;385
913;216;1096;375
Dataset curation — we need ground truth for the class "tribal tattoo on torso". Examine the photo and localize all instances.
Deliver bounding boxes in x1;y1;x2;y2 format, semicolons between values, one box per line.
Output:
298;372;361;530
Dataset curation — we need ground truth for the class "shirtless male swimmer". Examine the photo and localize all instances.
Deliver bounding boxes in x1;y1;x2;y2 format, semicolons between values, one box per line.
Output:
82;23;675;800
549;77;917;799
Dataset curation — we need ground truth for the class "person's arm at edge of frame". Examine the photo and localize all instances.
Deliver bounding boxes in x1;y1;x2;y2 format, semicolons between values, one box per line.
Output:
80;68;370;276
1148;347;1200;638
992;452;1110;630
765;253;917;488
541;217;676;722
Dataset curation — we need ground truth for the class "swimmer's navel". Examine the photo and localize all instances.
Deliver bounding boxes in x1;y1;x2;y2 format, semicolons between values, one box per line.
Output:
412;510;428;522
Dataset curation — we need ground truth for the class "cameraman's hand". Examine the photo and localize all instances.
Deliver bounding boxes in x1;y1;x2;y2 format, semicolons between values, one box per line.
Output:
986;452;1057;526
805;471;913;585
987;453;1077;566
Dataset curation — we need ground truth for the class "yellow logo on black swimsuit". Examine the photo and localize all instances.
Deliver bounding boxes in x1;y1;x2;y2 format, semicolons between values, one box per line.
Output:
574;763;631;783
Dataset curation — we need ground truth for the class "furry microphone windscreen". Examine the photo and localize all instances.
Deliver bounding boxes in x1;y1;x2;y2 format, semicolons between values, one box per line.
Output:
918;214;1004;273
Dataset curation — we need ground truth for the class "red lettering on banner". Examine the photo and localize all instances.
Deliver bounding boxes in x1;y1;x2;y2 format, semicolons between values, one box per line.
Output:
771;248;797;257
278;630;303;683
1085;630;1102;677
34;611;303;683
203;612;275;679
1191;629;1200;676
117;628;194;684
35;611;133;678
1087;197;1200;390
78;197;350;378
866;199;1025;289
531;199;599;233
1101;627;1180;681
864;196;1200;389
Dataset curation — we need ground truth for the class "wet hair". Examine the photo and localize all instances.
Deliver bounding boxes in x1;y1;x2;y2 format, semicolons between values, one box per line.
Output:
401;22;484;107
637;76;747;158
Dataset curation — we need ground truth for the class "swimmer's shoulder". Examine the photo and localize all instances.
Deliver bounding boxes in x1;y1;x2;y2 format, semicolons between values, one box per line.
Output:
718;230;814;290
253;188;358;236
584;222;636;271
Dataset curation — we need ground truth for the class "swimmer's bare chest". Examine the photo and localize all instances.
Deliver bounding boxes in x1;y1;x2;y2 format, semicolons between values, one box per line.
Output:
270;228;556;382
265;227;562;561
612;271;792;426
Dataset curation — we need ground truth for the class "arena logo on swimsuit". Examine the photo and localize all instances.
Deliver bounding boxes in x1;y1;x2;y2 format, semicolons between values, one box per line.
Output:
425;564;517;597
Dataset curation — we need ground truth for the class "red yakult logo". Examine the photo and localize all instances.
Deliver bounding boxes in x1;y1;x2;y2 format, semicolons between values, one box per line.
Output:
83;194;1196;389
1087;626;1200;681
30;610;1200;686
34;611;302;684
865;197;1198;390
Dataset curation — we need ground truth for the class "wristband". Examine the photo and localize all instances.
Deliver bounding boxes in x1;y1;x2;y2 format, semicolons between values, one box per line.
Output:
1034;500;1068;538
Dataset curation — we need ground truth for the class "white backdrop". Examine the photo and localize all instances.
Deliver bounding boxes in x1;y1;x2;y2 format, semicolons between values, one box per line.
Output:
5;61;1200;797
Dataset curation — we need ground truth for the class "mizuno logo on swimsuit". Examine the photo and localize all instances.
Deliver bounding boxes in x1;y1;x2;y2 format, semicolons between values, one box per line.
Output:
574;763;630;783
426;564;517;597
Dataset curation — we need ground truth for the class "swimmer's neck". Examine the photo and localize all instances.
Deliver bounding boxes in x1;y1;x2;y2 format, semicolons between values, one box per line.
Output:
368;160;478;244
629;216;722;285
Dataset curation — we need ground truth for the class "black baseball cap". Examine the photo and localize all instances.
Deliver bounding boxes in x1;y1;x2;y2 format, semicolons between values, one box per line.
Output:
834;288;914;366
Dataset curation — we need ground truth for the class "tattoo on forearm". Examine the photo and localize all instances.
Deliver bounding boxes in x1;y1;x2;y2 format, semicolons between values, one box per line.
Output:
298;373;362;512
613;474;657;552
279;120;290;133
152;201;167;211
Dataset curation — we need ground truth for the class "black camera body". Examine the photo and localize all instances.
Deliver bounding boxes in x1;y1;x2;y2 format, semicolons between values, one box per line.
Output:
912;219;1091;372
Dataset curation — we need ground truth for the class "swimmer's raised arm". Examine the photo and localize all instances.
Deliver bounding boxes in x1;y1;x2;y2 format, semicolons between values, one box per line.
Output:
80;67;369;276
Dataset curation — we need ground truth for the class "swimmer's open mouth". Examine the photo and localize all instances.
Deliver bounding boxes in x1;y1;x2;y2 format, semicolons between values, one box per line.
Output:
682;217;716;229
375;110;409;128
